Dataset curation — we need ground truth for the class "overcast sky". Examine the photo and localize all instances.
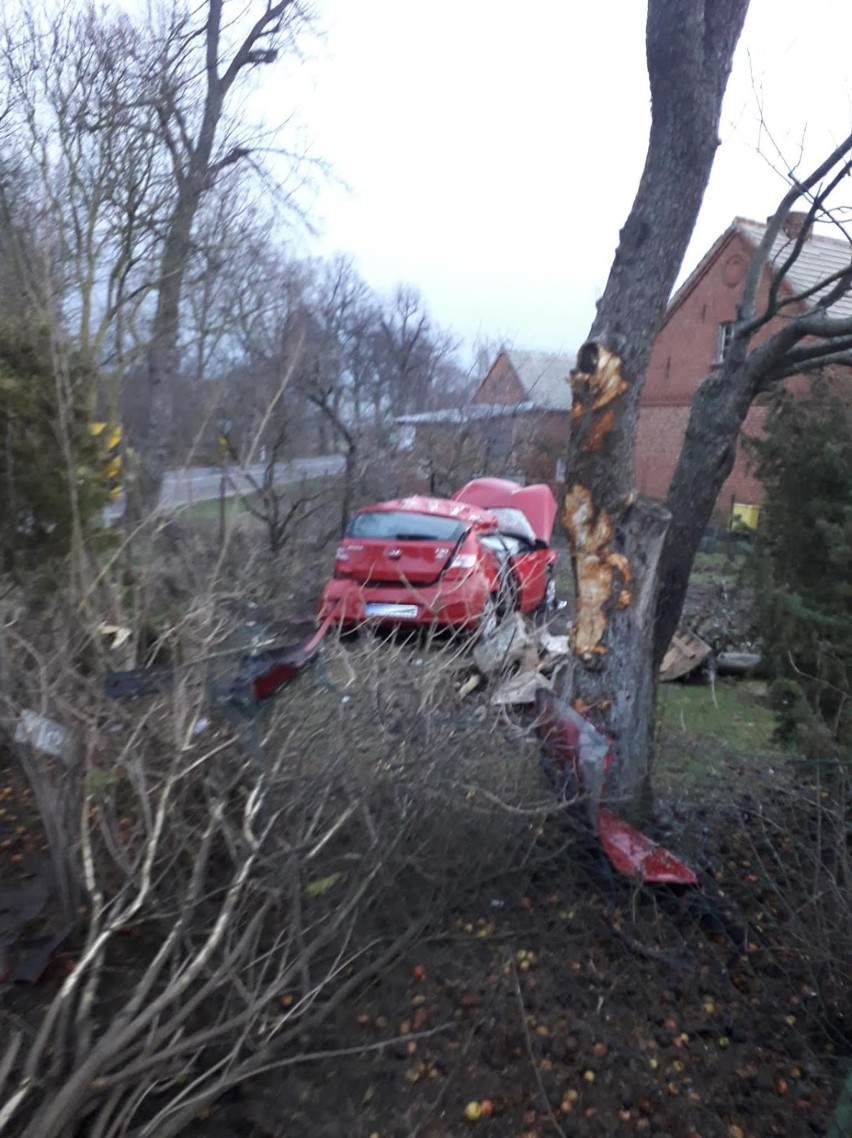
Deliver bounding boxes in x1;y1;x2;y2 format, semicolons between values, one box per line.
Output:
283;1;852;360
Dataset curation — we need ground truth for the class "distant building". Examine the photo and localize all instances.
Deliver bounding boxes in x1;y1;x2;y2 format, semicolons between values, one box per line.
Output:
637;213;852;521
396;347;574;494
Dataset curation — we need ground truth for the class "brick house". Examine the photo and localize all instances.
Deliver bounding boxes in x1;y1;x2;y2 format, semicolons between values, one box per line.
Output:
636;213;852;522
396;348;573;494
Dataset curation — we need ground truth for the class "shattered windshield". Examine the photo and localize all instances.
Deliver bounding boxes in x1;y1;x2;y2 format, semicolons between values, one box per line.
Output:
347;511;467;543
487;507;538;545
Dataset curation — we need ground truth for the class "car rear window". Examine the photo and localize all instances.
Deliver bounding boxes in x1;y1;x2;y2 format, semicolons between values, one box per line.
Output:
347;511;467;542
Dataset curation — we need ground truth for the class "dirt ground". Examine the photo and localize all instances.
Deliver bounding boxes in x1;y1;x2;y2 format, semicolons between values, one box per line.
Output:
2;735;848;1138
1;554;849;1137
183;805;848;1138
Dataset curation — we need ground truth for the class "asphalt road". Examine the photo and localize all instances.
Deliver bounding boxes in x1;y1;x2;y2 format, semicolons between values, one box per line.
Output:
158;454;345;509
102;455;345;523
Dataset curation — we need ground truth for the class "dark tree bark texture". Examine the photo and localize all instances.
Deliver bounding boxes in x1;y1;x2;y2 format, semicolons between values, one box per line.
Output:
562;0;750;814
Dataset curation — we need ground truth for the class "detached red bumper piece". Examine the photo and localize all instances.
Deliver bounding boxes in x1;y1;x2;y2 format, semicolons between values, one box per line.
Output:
226;606;339;705
534;690;697;887
248;608;338;701
597;808;697;887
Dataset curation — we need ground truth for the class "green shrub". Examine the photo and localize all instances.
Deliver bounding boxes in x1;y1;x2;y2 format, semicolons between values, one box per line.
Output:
747;381;852;760
0;318;110;583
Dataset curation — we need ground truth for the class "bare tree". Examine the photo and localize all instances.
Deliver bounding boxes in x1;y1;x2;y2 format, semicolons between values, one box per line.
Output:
656;155;852;663
142;0;311;498
560;0;752;815
562;0;852;818
0;0;313;498
376;285;461;417
217;341;338;556
0;4;166;415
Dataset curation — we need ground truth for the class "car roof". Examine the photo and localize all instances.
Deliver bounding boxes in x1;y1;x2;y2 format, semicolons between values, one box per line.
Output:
357;495;497;529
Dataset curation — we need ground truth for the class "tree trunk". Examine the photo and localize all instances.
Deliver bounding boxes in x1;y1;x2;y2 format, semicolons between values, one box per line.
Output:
652;130;852;663
561;0;749;816
138;0;297;509
140;193;198;503
653;364;753;666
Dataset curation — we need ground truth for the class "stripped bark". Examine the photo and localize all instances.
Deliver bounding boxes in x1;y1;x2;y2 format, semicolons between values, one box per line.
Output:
561;0;750;813
563;3;852;815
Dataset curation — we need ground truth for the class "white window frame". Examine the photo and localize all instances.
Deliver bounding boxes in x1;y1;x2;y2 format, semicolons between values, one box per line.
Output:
717;320;736;363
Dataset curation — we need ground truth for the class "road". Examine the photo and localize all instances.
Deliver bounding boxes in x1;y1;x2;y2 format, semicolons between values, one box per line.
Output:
157;454;345;509
102;455;345;523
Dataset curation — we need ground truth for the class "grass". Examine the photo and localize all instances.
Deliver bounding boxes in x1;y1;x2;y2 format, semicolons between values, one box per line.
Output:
177;494;257;525
655;677;783;794
658;676;776;747
173;477;333;527
689;548;746;583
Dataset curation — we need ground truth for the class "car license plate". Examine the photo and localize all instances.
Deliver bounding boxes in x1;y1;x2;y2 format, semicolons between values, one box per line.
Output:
365;603;419;620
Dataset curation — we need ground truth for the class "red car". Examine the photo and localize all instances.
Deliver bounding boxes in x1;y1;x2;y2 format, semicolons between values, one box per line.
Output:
318;477;559;632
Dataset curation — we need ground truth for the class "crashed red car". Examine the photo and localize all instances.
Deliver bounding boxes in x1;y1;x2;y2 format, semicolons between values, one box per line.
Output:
318;477;559;631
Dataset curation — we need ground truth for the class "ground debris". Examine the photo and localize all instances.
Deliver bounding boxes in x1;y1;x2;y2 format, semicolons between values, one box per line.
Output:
473;613;537;677
660;630;712;683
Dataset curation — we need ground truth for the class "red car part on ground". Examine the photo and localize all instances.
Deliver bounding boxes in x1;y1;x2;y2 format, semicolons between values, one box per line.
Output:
534;689;697;887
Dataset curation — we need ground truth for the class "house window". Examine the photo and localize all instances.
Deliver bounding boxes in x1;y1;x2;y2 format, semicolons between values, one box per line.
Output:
717;321;735;363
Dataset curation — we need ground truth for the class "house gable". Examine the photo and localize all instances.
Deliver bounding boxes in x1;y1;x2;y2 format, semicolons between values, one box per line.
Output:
474;348;574;410
637;214;852;511
474;350;527;405
644;228;753;408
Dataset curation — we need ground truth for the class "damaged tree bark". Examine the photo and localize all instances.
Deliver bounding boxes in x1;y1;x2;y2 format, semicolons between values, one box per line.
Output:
561;0;750;816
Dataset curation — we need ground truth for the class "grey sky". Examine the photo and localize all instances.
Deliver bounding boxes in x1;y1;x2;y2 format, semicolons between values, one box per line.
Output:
286;1;852;358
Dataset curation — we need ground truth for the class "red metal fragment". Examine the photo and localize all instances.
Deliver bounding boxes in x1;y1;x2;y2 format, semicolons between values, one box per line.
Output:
250;606;338;701
534;690;698;887
598;809;698;886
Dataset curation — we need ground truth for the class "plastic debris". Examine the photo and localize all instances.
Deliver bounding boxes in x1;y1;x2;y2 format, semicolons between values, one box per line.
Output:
473;612;536;677
659;630;712;682
457;674;482;699
14;711;74;764
490;671;550;706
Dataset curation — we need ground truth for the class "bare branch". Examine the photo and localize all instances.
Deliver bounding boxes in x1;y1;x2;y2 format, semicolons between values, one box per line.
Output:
739;129;852;329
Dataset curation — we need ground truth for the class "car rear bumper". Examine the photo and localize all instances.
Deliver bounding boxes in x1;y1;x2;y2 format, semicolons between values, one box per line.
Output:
319;575;491;628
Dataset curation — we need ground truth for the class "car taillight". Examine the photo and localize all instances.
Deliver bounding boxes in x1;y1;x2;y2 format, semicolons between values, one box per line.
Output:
334;546;353;578
443;550;478;581
449;553;477;571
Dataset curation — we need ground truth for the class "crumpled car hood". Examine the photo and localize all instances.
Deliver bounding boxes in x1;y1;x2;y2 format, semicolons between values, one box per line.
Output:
452;477;557;544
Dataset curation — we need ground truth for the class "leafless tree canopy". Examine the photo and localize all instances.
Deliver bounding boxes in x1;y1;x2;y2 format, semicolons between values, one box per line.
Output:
656;134;852;666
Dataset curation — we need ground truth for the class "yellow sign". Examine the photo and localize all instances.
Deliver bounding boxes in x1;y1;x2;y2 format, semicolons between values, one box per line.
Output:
90;422;122;449
730;502;760;532
90;422;122;499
